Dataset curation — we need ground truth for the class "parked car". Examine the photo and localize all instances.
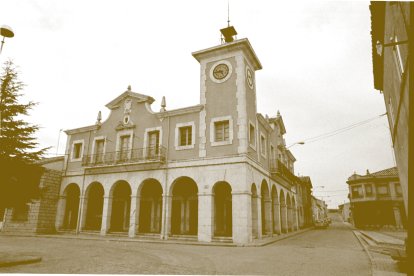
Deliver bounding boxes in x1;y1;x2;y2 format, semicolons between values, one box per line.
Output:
315;219;328;229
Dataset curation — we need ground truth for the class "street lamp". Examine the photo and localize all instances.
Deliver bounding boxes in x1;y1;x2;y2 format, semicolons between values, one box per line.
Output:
376;39;408;56
0;25;14;55
286;141;305;149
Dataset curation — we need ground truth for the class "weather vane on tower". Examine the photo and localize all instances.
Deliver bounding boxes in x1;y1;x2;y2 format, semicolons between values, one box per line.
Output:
220;0;237;44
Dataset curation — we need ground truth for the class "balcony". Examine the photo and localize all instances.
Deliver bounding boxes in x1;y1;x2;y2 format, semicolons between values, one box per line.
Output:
82;146;167;167
270;159;298;184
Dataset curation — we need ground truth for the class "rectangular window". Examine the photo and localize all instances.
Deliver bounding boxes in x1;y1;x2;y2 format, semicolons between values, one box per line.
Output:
148;130;160;157
351;185;362;198
365;184;373;196
214;121;229;142
377;184;389;196
73;143;82;159
119;135;130;161
94;139;105;163
260;134;266;156
249;124;255;146
179;126;192;146
392;36;404;79
395;183;402;196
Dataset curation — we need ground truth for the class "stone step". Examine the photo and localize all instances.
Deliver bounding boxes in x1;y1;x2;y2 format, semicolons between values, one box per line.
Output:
212;236;233;243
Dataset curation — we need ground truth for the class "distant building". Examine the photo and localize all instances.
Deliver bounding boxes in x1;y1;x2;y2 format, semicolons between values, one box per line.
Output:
338;202;352;223
347;167;406;229
1;157;64;234
297;176;313;228
311;196;327;223
370;1;409;216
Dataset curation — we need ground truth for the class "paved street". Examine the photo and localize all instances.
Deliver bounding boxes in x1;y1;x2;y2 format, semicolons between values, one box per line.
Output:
0;220;370;275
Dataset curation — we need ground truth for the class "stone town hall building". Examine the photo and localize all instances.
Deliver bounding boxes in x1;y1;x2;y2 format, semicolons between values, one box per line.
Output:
11;27;301;244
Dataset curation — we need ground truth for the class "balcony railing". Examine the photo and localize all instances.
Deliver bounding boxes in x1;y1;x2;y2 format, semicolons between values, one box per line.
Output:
270;159;298;183
82;146;166;167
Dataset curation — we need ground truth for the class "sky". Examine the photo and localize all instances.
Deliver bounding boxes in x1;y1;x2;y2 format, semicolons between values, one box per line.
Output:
0;0;396;208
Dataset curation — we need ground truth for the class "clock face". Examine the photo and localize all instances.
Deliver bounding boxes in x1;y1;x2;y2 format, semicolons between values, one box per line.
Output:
213;64;229;80
246;66;254;89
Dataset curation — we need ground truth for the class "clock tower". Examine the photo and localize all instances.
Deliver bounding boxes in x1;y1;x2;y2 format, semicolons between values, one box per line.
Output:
192;26;262;158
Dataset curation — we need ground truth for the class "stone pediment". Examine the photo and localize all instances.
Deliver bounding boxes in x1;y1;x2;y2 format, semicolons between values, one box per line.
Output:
105;87;155;110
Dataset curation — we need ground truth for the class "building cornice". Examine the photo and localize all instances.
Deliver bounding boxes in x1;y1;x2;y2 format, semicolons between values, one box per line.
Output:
64;125;99;135
256;113;273;133
156;104;204;119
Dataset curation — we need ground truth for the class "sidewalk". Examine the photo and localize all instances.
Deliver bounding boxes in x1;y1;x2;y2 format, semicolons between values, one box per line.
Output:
353;230;406;275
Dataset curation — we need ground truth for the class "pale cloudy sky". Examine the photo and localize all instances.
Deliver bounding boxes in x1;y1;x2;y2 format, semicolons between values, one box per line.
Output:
1;0;395;208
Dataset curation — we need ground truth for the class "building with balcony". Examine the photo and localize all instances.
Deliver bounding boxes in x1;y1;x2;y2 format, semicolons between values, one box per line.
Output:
297;176;313;228
311;196;327;223
370;1;410;217
56;26;302;245
347;167;406;229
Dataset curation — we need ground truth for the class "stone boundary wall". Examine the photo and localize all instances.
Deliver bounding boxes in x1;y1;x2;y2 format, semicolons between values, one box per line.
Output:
1;169;62;234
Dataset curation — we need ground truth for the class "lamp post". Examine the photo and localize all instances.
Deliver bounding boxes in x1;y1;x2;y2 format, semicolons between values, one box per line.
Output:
0;25;14;55
376;39;408;56
286;141;305;149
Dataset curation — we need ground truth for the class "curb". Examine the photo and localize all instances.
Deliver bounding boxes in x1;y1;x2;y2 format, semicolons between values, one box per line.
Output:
0;227;313;248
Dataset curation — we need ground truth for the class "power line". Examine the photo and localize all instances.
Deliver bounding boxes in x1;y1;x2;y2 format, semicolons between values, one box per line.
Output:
303;113;387;144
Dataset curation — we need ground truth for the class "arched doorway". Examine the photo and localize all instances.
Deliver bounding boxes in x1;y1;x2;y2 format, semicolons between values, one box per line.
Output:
286;194;293;232
62;184;80;230
84;182;104;231
292;197;297;230
171;177;198;235
261;181;271;235
138;179;163;234
213;182;232;237
271;185;281;234
251;184;258;238
109;181;131;232
280;190;287;233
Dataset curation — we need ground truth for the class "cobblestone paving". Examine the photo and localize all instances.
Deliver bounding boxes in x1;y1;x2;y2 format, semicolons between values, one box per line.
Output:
0;221;370;275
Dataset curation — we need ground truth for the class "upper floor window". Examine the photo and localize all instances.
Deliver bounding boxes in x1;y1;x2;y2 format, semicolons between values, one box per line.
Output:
210;116;233;146
71;140;84;161
395;183;402;196
351;185;363;198
249;123;256;148
175;122;195;150
180;126;192;146
377;184;389;196
392;36;405;79
144;127;162;159
260;133;266;158
92;137;105;164
215;121;229;142
365;184;373;196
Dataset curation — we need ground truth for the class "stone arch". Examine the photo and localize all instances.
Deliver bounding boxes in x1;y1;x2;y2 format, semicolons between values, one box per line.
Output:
213;181;232;237
271;185;281;234
260;180;271;235
292;196;298;230
62;183;80;230
108;180;131;232
251;183;259;238
170;176;198;235
286;194;293;232
83;182;104;231
138;178;163;234
279;189;287;233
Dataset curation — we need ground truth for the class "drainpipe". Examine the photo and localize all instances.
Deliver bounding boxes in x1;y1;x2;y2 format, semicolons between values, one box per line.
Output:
162;115;170;239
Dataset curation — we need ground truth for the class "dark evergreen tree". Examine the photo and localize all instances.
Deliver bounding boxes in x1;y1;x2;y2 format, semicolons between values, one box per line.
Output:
0;61;48;209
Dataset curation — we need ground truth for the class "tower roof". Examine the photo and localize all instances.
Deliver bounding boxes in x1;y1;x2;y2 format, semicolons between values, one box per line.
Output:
192;38;262;70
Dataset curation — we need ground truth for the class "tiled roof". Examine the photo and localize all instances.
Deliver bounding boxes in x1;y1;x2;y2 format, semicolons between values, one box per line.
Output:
370;167;398;177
